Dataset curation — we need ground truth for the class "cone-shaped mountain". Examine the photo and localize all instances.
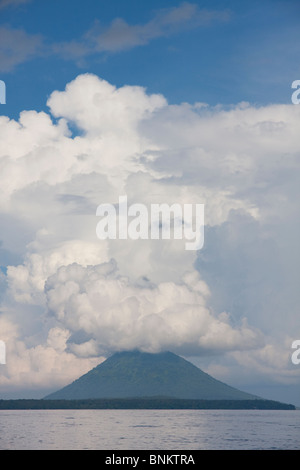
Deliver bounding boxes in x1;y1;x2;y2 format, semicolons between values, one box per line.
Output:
45;350;257;400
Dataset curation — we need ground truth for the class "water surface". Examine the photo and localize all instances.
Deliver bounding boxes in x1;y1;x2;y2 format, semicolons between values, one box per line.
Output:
0;409;299;450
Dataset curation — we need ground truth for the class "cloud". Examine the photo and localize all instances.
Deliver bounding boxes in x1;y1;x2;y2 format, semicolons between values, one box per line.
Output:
44;259;263;357
16;3;230;66
196;209;300;336
47;73;167;136
85;3;230;53
0;315;101;393
0;74;299;392
0;3;230;71
0;0;31;9
0;26;43;72
7;239;110;304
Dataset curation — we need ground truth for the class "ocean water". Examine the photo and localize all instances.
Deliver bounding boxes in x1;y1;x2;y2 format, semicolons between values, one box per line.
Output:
0;409;299;450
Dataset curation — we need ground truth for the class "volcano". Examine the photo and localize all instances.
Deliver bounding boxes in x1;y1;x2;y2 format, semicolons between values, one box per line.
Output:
45;350;258;400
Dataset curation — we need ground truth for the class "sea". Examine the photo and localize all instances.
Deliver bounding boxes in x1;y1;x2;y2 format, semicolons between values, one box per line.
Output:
0;409;299;450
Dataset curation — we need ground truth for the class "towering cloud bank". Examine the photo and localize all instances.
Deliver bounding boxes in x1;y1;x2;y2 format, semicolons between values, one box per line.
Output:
0;74;299;392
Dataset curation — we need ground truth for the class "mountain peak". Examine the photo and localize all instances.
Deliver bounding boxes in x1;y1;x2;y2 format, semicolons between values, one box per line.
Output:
45;350;257;401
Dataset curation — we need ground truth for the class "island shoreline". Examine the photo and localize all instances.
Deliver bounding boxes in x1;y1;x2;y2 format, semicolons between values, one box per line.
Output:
0;398;295;410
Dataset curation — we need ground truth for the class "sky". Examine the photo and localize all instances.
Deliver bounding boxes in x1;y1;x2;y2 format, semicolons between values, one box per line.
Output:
0;0;300;406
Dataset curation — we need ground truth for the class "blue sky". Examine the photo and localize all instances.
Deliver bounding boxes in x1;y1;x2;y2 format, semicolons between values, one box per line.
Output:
0;0;300;406
1;0;300;119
